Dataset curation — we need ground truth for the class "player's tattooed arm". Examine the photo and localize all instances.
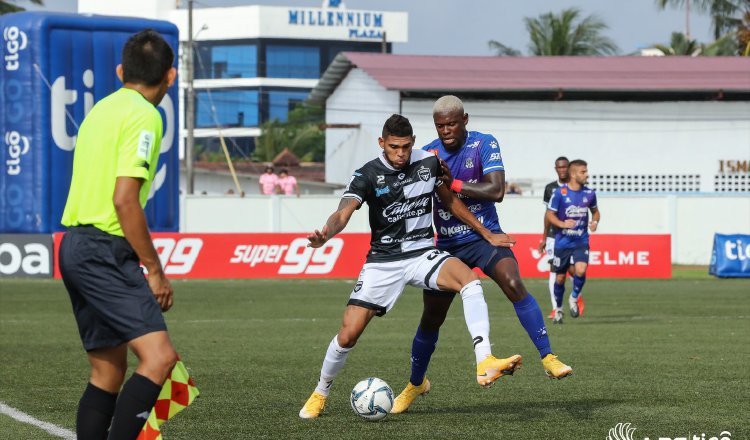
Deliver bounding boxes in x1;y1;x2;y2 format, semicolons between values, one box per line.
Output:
307;197;360;248
440;160;505;202
436;184;515;248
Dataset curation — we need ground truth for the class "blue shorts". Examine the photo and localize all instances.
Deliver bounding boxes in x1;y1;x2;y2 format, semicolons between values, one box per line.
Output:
424;239;516;296
552;245;590;274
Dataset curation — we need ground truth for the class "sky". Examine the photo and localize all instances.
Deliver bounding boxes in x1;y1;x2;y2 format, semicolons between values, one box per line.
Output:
13;0;715;55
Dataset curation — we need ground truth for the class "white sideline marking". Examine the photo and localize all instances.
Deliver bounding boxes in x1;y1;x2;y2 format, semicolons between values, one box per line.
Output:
0;402;76;439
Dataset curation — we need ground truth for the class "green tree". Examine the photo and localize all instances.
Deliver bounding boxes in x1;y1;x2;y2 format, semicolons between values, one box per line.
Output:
654;32;703;54
1;0;42;15
653;31;737;54
254;104;325;163
656;0;750;40
489;8;618;56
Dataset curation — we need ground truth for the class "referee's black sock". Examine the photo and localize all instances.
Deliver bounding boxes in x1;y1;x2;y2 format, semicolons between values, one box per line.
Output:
77;382;117;440
107;373;162;440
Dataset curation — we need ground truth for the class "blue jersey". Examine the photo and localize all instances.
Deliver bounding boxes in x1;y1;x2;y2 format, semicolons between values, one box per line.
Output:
547;185;598;249
423;131;504;248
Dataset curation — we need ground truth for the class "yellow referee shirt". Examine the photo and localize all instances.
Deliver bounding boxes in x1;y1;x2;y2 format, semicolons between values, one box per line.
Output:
61;88;163;236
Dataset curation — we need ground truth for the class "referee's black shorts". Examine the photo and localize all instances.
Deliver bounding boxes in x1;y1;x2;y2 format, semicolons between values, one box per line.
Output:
59;226;167;351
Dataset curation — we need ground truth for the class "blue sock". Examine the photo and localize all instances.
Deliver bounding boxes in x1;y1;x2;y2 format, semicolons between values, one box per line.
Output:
553;281;565;308
572;275;586;298
409;326;439;386
513;294;552;358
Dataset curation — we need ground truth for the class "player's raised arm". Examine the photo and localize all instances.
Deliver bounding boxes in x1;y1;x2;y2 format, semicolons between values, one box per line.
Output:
436;183;515;248
308;197;360;248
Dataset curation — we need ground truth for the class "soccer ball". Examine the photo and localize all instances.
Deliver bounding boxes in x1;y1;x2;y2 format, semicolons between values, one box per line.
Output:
350;377;394;421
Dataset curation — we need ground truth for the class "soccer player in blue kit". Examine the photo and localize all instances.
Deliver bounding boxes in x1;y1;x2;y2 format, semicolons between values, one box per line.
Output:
546;159;601;323
392;96;572;414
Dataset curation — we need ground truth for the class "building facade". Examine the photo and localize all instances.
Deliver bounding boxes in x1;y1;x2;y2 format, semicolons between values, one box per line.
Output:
311;53;750;194
77;0;408;158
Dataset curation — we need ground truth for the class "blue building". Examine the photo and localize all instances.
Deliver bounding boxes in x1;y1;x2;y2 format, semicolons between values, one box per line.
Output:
78;0;409;157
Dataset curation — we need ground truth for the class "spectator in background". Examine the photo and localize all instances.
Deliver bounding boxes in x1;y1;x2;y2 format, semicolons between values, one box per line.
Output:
505;182;523;195
277;168;300;197
259;166;278;195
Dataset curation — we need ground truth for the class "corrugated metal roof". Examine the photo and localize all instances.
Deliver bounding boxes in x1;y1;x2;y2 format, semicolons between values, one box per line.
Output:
309;52;750;102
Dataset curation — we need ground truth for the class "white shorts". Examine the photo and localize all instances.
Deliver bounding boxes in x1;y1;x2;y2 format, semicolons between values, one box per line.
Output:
348;249;454;316
545;237;555;262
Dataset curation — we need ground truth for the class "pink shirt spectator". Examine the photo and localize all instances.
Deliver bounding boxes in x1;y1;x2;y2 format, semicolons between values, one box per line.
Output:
277;175;298;195
259;172;278;195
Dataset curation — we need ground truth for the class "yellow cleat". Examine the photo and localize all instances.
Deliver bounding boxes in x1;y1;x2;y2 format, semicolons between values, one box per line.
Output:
299;391;327;419
542;354;573;379
476;354;522;387
391;377;431;414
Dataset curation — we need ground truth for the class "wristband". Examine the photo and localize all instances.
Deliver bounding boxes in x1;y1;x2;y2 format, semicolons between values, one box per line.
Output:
450;179;463;193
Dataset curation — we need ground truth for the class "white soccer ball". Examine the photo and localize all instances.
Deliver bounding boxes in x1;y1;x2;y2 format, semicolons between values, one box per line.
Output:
350;377;394;421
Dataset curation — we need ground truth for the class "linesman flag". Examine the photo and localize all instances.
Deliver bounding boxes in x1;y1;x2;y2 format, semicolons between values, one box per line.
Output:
138;360;200;440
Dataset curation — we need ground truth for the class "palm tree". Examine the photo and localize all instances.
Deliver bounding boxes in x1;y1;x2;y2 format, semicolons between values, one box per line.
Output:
653;31;737;54
654;32;703;54
0;0;43;15
488;8;618;56
655;0;750;40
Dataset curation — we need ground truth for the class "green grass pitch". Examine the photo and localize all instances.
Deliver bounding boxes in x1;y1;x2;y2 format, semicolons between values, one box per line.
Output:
1;275;748;439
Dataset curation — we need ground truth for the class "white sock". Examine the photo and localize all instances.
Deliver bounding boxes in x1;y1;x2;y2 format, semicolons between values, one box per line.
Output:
314;335;351;396
548;272;557;311
459;280;492;364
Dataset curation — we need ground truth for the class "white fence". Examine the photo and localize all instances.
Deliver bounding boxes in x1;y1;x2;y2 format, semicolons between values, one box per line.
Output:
181;194;750;265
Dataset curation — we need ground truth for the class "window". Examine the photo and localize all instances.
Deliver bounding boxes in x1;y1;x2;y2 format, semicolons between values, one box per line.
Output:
196;90;259;128
267;90;310;122
715;174;750;192
588;174;701;193
195;43;257;79
266;45;319;78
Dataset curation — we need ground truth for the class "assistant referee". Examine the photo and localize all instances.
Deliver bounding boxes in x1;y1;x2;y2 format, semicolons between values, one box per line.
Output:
59;29;178;440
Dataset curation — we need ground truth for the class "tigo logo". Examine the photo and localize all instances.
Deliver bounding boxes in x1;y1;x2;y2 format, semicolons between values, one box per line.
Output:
3;26;27;71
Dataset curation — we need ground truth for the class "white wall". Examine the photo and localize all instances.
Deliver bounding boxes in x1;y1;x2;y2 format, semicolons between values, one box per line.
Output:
181;194;750;265
325;69;400;184
401;99;750;192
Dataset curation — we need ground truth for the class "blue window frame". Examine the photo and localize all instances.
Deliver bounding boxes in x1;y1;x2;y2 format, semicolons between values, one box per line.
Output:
196;90;259;127
266;45;319;78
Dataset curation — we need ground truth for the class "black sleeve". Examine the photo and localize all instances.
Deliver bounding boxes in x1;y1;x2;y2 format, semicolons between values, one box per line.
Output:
432;155;444;187
543;183;554;205
342;168;370;205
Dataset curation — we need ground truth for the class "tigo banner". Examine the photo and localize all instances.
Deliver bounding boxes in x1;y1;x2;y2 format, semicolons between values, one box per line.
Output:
709;233;750;278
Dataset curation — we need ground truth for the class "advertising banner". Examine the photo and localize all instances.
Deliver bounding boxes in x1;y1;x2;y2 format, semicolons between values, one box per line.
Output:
709;233;750;278
0;233;53;278
52;233;671;279
1;12;179;233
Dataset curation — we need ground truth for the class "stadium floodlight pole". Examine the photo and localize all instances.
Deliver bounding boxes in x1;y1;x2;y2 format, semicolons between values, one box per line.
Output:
185;0;195;195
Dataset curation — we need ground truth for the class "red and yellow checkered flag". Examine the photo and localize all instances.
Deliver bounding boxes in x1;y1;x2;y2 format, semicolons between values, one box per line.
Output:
137;360;199;440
